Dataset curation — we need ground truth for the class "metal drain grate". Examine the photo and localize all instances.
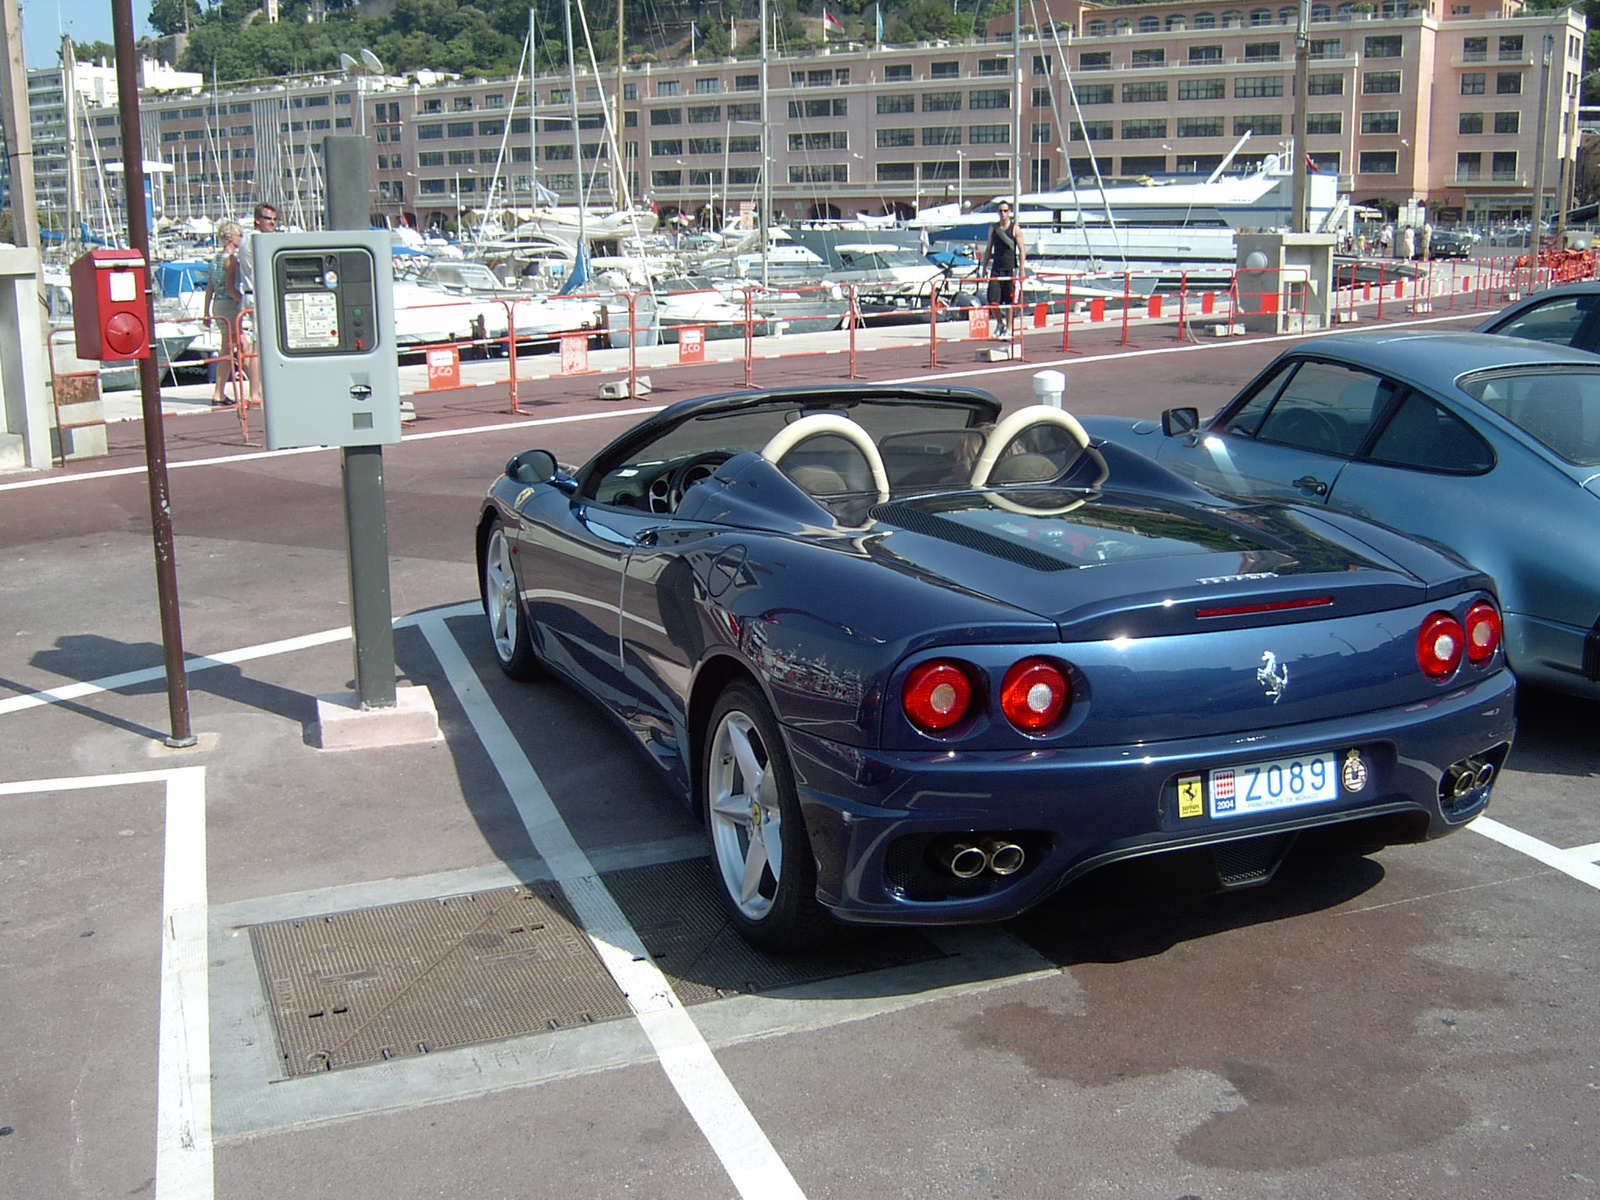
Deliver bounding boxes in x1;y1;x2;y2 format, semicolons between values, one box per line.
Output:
251;885;630;1076
602;857;946;1004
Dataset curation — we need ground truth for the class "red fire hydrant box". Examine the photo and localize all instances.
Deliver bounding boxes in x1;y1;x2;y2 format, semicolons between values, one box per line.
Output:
70;248;152;360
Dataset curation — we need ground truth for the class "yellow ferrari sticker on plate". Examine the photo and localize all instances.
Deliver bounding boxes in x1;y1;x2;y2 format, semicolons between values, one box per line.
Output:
1177;774;1204;818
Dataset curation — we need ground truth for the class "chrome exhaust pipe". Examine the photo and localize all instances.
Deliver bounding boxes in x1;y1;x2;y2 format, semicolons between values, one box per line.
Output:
1472;761;1495;790
981;838;1026;876
937;840;988;879
1447;759;1494;798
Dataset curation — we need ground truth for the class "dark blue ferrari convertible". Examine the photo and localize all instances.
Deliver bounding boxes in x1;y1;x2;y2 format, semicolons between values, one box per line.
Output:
477;386;1515;948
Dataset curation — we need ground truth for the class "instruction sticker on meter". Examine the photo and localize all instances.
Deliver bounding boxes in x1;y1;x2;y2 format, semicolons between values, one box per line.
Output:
283;291;340;350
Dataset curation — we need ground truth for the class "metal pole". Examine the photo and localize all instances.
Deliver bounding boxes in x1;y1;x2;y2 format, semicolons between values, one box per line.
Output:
1532;30;1555;232
326;135;398;710
112;0;195;747
1290;0;1311;233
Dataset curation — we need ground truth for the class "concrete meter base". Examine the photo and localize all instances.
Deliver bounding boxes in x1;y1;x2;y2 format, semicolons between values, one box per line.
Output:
315;684;442;751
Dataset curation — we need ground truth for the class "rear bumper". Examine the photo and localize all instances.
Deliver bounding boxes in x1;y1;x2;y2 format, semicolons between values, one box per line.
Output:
789;670;1516;925
1505;611;1600;700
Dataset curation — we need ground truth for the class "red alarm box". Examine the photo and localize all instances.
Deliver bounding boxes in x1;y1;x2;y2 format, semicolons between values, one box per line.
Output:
70;248;152;360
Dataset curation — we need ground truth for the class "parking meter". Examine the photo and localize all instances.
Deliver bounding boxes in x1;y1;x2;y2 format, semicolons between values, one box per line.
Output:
251;230;400;450
70;248;151;360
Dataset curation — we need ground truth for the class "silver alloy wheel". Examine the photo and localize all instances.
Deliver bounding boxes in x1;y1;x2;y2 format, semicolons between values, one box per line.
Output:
707;709;783;921
484;524;520;664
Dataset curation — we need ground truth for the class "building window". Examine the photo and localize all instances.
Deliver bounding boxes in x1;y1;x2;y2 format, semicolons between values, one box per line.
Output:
729;166;761;185
1123;81;1168;103
686;106;719;124
448;149;475;165
969;89;1010;109
1235;75;1285;97
1235;114;1283;135
878;93;916;114
931;61;959;78
1309;151;1340;172
1189;43;1222;63
1077;84;1114;104
689;136;725;154
923;126;962;146
1308;73;1344;95
1307;112;1343;134
1494;110;1519;134
1498;34;1524;59
1363;71;1401;94
1177;116;1226;137
978;58;1008;76
1360;110;1400;134
1244;41;1281;61
1461;73;1486;95
727;102;760;121
789;98;845;118
1178;78;1226;100
885;64;912;81
650;139;681;155
545;145;573;161
1070;120;1114;141
1086;19;1106;34
1458;111;1484;134
1121;119;1168;139
419;178;447;195
657;80;680;96
971;159;1010;179
1457;151;1482;179
651;170;682;187
969;124;1009;144
1131;48;1165;66
1031;122;1052;143
1140;15;1160;31
728;135;761;152
1079;51;1112;70
923;91;962;111
1193;11;1217;27
1310;38;1342;58
418;151;444;166
1495;72;1522;95
788;164;848;183
478;120;504;136
417;124;444;140
447;122;474;137
650;108;683;125
921;161;958;181
1033;55;1053;73
1032;87;1052;106
1462;36;1487;61
877;128;914;147
878;162;915;181
734;75;758;91
1492;150;1517;180
1365;35;1402;57
695;78;720;94
1358;150;1398;173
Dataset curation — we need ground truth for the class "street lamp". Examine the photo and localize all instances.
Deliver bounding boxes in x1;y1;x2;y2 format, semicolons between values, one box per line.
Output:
956;149;966;208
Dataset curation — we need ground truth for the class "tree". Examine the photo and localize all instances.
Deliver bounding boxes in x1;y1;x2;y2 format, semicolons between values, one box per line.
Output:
150;0;204;35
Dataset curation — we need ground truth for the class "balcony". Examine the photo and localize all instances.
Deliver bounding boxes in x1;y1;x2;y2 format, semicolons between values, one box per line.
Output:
1451;172;1527;187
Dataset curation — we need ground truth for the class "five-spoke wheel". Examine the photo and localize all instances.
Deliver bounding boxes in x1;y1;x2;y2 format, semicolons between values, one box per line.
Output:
483;519;540;679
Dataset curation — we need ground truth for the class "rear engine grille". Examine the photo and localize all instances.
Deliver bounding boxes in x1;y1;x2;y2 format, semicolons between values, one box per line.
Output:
872;504;1071;573
1213;833;1296;888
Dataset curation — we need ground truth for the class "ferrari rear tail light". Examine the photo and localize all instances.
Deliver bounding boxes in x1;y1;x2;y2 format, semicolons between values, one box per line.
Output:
903;660;975;733
1417;612;1466;679
1464;601;1503;665
1000;658;1070;732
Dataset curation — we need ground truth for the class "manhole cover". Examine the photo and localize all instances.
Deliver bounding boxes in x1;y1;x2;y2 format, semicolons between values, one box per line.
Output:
251;885;630;1076
602;858;946;1004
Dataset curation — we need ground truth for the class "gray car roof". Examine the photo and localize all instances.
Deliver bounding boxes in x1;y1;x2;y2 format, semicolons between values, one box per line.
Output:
1288;329;1600;387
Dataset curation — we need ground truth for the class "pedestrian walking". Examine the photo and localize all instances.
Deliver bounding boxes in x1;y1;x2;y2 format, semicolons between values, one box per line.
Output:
236;202;279;407
203;219;244;407
979;200;1025;339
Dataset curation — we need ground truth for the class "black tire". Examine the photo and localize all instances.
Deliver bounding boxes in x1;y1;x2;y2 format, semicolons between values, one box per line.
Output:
703;682;833;951
482;518;541;680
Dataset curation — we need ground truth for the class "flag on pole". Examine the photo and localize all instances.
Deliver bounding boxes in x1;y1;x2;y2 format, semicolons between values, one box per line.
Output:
822;8;845;35
875;4;884;43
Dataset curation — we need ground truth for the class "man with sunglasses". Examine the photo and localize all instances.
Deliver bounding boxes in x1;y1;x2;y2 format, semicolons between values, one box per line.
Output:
979;200;1025;339
236;203;278;408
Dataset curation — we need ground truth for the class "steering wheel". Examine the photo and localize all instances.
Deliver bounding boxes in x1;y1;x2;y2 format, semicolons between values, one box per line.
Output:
1268;407;1343;454
648;452;731;513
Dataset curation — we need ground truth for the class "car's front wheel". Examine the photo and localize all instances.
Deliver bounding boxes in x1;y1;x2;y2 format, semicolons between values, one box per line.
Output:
704;682;832;950
483;519;540;680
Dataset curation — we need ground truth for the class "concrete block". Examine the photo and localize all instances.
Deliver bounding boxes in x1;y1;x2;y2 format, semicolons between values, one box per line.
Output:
977;346;1012;361
0;432;24;472
315;684;442;751
1410;301;1434;314
1210;323;1247;337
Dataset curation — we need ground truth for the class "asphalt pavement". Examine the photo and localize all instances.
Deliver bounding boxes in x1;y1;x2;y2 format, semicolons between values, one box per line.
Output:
3;302;1598;1200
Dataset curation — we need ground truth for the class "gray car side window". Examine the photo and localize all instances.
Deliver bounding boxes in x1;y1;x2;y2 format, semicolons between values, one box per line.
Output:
1365;393;1495;474
1219;361;1297;437
1489;294;1596;348
1250;361;1394;458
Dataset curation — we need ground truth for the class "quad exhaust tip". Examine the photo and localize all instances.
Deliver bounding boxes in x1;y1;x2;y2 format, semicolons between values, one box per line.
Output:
1445;758;1495;798
934;835;1027;879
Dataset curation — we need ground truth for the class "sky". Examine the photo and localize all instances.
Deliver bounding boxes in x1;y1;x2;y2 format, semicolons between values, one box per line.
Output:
20;0;156;68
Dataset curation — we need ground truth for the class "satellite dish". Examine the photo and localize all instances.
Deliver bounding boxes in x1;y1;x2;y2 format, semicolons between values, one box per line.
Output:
338;51;357;71
359;47;384;73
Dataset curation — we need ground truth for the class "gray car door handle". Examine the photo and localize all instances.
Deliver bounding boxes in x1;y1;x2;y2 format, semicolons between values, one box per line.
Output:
1292;475;1330;496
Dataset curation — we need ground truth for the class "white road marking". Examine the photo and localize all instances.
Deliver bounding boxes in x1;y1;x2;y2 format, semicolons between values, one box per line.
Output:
1565;841;1600;862
0;602;480;718
419;617;807;1200
1469;815;1600;891
0;767;213;1200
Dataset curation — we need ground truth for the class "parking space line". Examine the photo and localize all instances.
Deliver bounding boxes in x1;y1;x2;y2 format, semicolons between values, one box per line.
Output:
1566;841;1600;863
0;601;480;718
1470;816;1600;891
418;617;807;1200
0;767;212;1200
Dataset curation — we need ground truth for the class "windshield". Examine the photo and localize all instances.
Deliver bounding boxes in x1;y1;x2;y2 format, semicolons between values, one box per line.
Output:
1460;368;1600;466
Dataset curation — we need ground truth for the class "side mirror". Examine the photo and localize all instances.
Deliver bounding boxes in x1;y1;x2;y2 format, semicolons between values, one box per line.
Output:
1161;407;1200;438
505;449;558;484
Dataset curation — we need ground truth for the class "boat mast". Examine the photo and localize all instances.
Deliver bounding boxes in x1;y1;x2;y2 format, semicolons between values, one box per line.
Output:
564;0;586;251
759;0;769;286
1011;0;1022;207
62;35;79;251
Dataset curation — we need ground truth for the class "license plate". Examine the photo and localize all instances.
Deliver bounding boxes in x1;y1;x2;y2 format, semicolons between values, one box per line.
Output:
1190;753;1339;819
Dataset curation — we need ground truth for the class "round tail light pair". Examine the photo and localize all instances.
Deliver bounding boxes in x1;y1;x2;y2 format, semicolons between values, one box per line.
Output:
903;657;1070;735
1417;601;1502;679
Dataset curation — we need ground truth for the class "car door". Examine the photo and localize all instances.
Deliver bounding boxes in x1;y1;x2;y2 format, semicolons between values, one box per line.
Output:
515;490;664;716
1157;357;1399;504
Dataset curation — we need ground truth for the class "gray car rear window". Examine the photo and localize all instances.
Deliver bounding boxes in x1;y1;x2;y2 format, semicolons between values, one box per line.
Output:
1460;369;1600;466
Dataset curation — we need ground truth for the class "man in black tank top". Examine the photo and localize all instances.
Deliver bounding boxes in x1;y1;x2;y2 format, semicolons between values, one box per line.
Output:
980;201;1025;338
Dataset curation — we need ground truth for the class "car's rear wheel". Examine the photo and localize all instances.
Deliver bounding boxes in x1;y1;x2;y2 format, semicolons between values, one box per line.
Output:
483;519;540;680
704;682;832;950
